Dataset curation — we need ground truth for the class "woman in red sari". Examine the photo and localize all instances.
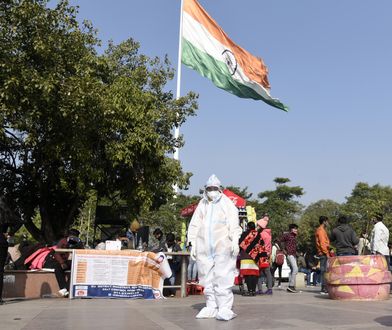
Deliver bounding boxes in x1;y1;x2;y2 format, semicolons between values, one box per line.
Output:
239;221;269;296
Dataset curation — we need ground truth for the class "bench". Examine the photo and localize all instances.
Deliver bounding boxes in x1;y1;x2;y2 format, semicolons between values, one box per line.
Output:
3;269;71;299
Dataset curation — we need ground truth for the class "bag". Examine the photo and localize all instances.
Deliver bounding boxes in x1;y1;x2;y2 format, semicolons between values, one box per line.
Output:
258;257;270;269
275;249;285;266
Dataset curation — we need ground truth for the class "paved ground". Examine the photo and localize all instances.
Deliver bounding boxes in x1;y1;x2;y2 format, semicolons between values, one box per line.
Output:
1;286;392;330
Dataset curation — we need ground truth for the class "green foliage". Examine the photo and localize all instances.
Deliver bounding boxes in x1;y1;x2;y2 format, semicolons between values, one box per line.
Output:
255;177;304;240
0;0;197;242
342;182;392;236
138;194;200;235
298;199;341;253
72;190;97;247
13;211;41;244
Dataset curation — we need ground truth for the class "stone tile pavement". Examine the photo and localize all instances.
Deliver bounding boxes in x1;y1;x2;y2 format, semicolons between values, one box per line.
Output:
1;286;392;330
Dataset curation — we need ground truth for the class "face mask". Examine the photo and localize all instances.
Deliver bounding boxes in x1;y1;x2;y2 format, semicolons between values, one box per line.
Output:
207;190;220;201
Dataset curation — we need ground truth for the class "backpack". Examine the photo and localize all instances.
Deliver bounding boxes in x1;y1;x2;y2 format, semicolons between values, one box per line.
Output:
275;249;285;266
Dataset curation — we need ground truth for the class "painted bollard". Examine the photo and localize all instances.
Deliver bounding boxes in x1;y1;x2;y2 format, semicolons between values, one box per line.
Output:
325;255;391;300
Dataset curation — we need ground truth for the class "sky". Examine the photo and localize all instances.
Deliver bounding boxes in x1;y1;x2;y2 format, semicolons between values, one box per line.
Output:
69;0;392;206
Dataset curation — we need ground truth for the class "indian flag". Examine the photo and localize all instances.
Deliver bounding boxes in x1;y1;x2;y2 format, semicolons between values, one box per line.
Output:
182;0;288;112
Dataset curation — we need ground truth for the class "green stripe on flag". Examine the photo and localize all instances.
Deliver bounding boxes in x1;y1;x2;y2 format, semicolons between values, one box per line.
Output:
182;38;288;112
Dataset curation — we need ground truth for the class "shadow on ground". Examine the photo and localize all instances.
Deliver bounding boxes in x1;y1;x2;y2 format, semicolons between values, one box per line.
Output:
375;316;392;327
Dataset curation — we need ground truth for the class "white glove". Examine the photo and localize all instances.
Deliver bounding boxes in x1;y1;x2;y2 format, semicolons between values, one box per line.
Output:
231;240;239;257
190;243;197;261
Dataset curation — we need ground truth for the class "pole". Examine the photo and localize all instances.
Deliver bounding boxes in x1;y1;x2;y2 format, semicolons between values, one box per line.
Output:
174;0;184;161
173;0;184;191
86;205;91;247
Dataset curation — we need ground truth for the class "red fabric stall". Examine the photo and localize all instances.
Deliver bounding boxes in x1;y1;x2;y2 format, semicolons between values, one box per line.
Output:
180;189;246;217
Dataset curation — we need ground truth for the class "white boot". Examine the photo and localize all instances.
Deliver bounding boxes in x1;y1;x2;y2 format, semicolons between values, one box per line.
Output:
216;308;237;321
58;288;69;297
195;307;218;319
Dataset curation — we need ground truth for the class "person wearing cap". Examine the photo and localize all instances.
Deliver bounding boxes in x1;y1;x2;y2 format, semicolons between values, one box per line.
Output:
256;215;273;295
187;174;242;321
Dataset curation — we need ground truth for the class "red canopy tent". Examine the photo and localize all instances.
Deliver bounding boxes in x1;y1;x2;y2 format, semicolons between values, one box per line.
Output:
180;189;246;217
180;202;199;217
222;189;246;208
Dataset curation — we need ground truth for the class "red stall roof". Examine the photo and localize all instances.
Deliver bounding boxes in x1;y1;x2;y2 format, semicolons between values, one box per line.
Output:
180;189;246;217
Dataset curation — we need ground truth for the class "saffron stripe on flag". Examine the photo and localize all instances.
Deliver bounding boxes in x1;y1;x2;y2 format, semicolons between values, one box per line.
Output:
182;39;288;111
182;0;288;111
183;0;270;89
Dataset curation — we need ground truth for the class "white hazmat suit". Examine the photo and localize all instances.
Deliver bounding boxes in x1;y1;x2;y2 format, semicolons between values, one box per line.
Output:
187;174;242;321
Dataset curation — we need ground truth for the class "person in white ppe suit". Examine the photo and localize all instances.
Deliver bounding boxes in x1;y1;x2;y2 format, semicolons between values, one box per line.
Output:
187;174;242;321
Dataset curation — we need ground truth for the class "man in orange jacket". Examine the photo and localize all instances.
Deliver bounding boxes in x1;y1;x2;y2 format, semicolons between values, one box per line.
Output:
315;216;330;294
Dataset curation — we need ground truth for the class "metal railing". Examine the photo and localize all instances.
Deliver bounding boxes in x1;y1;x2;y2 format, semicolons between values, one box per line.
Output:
161;251;190;298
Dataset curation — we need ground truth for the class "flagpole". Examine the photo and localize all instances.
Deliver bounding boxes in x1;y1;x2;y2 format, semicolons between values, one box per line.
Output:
175;0;186;250
173;0;184;194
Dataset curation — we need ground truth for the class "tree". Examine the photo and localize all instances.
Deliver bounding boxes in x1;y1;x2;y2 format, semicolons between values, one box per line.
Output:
138;194;200;236
256;177;304;239
0;0;197;242
72;190;97;246
298;199;341;253
343;182;392;236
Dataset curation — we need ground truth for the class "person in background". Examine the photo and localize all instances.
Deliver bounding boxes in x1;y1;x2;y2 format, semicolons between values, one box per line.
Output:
270;240;284;288
307;255;321;286
315;215;331;294
151;228;166;253
369;213;391;294
126;219;141;249
389;244;392;269
357;231;371;255
297;251;312;287
257;215;273;295
187;242;198;283
176;236;186;251
370;213;390;265
330;216;359;256
55;229;84;267
94;239;106;250
280;224;299;293
47;228;84;297
187;174;242;321
116;232;130;249
164;233;181;297
238;221;259;296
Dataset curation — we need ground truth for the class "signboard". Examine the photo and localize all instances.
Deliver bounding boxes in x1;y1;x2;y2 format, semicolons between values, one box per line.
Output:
104;240;122;251
70;250;171;299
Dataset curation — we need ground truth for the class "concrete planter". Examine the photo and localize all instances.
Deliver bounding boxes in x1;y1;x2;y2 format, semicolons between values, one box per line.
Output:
325;255;391;300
